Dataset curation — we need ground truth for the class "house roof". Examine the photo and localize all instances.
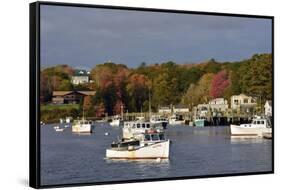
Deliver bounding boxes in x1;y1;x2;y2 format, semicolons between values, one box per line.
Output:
78;91;96;96
159;105;171;109
210;98;224;102
174;104;188;109
73;70;89;76
53;91;96;96
266;100;272;106
53;91;73;96
231;94;255;99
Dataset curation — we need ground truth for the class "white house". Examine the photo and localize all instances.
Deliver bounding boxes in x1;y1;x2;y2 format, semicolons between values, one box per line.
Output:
208;98;228;112
173;104;189;113
71;70;89;85
196;104;209;117
158;106;172;114
264;100;272;117
230;94;257;112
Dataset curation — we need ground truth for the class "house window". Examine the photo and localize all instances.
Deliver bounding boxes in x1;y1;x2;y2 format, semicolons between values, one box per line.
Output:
251;99;255;103
234;99;238;105
244;99;248;103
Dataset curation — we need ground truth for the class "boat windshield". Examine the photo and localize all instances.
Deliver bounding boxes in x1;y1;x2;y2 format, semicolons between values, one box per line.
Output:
151;134;159;141
144;133;165;141
159;133;165;140
252;119;266;124
144;134;151;141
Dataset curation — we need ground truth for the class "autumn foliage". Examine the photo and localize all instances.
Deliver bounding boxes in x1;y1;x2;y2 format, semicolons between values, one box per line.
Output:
209;70;230;98
40;53;272;117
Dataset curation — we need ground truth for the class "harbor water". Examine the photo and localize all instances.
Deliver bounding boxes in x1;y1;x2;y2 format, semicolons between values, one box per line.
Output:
41;124;272;186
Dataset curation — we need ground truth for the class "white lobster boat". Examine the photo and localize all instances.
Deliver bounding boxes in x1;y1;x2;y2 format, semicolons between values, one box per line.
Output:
230;117;271;137
123;121;164;140
109;115;123;127
106;131;170;159
72;118;93;133
169;114;185;125
150;115;168;129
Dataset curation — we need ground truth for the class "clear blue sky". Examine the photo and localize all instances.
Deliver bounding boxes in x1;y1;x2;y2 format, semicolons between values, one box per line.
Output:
40;5;272;69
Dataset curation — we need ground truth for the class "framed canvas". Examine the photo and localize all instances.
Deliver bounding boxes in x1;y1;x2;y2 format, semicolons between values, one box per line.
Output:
29;1;274;188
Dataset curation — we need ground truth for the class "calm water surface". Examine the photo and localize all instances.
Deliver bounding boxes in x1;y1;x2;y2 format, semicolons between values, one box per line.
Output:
41;124;272;185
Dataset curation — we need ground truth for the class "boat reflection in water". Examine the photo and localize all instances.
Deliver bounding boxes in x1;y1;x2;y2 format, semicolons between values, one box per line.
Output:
229;136;266;144
104;157;170;164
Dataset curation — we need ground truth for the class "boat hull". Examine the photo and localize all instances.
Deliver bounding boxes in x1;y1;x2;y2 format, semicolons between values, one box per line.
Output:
194;119;206;127
169;120;185;125
106;140;170;159
230;124;270;137
72;124;92;133
109;120;121;127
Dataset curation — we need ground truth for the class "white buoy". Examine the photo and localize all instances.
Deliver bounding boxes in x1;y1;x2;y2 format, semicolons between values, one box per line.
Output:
104;132;109;136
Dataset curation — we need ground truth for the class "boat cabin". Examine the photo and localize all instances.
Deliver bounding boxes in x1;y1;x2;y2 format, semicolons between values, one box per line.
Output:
251;118;269;127
170;114;184;121
74;119;92;125
241;118;270;128
124;122;151;129
151;115;168;122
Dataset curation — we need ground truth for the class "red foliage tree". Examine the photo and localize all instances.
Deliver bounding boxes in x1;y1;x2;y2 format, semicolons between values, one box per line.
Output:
210;70;230;98
83;96;92;112
94;103;106;117
113;100;124;115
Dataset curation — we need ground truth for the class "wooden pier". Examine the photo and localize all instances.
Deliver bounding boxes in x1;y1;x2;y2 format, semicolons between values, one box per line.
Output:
91;111;260;126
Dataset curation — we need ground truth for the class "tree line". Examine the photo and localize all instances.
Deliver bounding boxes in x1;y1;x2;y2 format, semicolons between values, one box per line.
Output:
40;53;272;117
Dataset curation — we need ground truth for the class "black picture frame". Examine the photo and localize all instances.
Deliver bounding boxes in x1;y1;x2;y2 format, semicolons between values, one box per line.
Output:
29;1;274;188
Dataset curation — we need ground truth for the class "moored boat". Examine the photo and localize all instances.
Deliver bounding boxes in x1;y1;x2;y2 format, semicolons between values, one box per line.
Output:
169;114;185;125
194;117;207;127
230;116;271;137
109;115;123;127
53;126;64;132
150;115;168;129
106;131;170;159
72;118;93;133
